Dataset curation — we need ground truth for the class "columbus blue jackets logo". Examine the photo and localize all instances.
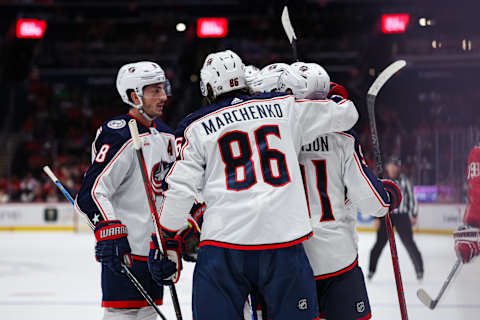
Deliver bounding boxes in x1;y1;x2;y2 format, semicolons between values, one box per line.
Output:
107;119;126;129
151;161;173;195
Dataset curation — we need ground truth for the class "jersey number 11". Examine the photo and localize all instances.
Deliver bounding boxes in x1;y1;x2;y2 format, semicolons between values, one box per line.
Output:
301;160;335;222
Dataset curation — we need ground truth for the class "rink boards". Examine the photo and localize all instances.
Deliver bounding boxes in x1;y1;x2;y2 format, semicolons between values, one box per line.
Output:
0;202;466;234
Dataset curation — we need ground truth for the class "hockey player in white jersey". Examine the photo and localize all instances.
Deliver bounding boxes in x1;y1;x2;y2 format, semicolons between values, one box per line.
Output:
277;62;403;320
75;61;177;320
149;49;358;320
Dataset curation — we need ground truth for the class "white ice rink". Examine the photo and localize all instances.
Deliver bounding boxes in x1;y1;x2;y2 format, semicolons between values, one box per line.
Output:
1;231;479;320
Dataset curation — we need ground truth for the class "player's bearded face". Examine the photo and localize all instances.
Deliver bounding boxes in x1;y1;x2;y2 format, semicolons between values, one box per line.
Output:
142;83;168;118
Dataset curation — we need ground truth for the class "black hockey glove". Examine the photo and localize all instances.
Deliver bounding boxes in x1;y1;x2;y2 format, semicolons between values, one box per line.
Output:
94;220;132;274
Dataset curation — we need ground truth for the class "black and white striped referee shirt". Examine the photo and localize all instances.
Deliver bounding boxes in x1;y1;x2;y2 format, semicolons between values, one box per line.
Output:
390;174;418;218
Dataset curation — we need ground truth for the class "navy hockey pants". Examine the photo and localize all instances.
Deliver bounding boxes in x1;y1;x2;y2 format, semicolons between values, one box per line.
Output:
316;265;371;320
101;257;164;308
192;244;319;320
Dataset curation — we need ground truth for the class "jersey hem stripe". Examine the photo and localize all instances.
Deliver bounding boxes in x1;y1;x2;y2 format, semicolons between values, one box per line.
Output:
314;256;358;280
131;254;148;262
101;299;163;308
199;232;312;250
358;312;372;320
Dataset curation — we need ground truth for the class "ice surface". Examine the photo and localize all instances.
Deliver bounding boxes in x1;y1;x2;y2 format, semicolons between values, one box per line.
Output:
0;232;478;319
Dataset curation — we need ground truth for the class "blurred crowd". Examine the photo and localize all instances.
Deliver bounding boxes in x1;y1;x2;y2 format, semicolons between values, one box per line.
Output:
1;1;478;203
1;76;476;204
0;78;116;203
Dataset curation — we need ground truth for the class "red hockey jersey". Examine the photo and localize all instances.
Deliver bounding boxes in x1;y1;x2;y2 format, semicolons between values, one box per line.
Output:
465;146;480;227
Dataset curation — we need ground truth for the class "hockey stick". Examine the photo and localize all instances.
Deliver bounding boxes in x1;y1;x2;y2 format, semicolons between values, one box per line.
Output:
417;258;462;309
42;165;167;320
366;60;409;320
128;119;183;320
281;6;299;61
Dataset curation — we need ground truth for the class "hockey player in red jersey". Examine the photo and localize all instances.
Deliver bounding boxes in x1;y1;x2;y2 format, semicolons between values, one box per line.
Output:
454;145;480;263
151;50;359;320
75;61;177;320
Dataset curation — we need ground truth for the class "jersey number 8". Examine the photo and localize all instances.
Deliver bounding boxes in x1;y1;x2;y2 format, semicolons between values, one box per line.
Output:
218;125;290;191
95;144;110;163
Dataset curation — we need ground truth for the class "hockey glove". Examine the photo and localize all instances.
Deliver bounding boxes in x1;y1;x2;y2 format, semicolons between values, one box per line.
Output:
382;179;402;212
94;220;132;274
190;202;206;230
328;82;348;99
178;218;201;262
178;203;205;262
454;227;480;263
148;234;179;286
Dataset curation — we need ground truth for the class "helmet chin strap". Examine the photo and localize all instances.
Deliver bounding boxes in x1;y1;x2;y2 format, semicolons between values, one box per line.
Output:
138;106;155;121
132;90;156;121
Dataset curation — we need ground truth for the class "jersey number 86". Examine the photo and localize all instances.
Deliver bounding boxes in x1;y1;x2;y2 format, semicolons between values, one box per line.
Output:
218;125;290;191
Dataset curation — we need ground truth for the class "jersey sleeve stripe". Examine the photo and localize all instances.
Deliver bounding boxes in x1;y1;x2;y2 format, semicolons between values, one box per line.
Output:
73;198;95;230
337;131;389;207
295;98;330;103
90;139;133;219
352;153;389;207
91;133;151;219
180;135;190;160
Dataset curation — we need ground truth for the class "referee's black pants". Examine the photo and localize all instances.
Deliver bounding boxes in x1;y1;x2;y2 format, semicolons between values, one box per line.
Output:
368;214;424;274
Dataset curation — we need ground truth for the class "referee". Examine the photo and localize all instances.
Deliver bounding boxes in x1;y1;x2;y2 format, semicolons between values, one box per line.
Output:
368;158;424;280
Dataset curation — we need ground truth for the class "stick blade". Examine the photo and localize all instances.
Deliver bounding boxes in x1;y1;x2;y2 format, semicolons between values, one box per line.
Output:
281;6;297;43
128;119;142;150
417;288;435;309
367;60;406;97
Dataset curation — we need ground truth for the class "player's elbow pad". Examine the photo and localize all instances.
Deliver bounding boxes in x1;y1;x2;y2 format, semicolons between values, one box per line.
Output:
334;100;358;132
370;206;389;218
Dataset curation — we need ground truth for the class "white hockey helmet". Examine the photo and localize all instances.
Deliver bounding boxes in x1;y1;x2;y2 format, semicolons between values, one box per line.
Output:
199;50;246;99
247;63;291;93
116;61;171;119
278;62;330;100
244;65;260;85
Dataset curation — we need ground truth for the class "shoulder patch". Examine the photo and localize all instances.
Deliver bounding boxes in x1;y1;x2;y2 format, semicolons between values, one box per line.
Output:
107;119;126;129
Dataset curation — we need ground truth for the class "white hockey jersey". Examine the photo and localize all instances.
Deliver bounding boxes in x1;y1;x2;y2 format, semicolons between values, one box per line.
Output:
75;113;176;257
159;92;358;250
300;130;389;278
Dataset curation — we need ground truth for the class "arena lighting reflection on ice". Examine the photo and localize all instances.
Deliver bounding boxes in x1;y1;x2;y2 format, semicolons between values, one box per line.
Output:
16;18;47;39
